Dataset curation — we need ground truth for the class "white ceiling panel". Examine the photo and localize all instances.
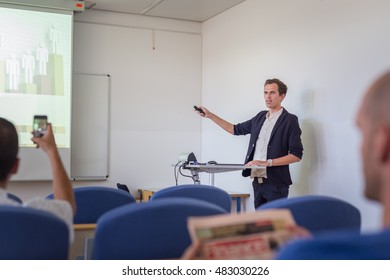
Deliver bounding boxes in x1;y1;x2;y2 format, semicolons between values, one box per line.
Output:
83;0;246;22
145;0;246;22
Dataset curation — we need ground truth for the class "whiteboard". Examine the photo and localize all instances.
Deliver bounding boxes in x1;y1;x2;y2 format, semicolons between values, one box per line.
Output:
71;73;110;180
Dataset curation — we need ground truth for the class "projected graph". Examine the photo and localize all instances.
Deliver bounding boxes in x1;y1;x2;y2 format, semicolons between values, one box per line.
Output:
0;6;72;148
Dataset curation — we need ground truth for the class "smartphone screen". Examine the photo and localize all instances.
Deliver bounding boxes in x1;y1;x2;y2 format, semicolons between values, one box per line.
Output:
33;115;48;137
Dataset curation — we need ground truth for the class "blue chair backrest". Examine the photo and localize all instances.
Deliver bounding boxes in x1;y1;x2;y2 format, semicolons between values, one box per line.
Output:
0;205;69;259
150;184;232;212
47;186;136;224
257;195;361;235
276;228;390;260
92;197;227;260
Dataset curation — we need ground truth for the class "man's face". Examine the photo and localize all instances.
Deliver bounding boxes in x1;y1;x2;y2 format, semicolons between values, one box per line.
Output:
264;83;285;110
356;99;381;201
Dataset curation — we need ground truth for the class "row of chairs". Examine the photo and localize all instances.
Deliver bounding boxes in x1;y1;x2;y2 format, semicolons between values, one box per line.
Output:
50;184;230;224
93;197;227;259
74;184;232;259
92;191;361;259
0;185;230;259
0;184;362;259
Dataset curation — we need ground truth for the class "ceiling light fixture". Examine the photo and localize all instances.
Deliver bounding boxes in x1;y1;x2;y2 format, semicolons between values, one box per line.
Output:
140;0;166;15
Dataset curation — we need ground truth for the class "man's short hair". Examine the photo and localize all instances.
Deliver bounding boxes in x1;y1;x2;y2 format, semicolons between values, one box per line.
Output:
264;78;288;96
0;118;19;181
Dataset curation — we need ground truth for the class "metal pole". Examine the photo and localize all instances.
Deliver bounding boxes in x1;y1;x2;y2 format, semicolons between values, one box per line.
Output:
209;173;215;186
191;169;201;184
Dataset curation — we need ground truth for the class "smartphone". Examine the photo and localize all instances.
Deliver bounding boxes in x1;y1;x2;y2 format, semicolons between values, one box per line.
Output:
194;105;205;114
33;115;48;137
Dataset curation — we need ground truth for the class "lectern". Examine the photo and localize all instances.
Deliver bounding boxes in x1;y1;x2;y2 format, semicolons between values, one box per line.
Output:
182;163;265;186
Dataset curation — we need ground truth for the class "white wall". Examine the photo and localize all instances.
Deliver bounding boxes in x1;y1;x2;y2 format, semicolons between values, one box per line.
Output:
8;10;202;199
73;10;203;193
201;0;390;231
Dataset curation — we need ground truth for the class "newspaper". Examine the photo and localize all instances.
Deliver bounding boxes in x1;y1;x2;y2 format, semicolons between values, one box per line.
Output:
187;209;298;260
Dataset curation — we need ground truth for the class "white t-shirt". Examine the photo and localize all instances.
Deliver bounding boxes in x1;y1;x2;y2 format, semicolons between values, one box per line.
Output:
0;189;74;243
251;108;284;178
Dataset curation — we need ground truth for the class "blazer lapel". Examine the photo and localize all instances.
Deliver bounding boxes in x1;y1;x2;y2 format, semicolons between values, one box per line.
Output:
253;111;267;140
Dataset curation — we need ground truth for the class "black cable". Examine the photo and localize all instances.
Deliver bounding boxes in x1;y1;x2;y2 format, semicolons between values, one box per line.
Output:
174;161;194;185
179;164;193;179
174;161;181;185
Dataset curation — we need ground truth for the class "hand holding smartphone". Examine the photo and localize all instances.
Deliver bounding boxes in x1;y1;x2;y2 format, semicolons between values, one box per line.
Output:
194;105;205;114
33;115;48;137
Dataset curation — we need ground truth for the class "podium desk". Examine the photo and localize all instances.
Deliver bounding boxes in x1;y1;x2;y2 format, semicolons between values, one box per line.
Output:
181;163;265;186
138;188;250;213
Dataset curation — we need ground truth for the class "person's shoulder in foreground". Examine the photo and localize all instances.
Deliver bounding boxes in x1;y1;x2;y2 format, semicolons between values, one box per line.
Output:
0;117;75;241
275;228;390;260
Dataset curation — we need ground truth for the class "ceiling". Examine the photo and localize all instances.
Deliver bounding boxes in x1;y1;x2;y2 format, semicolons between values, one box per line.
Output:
82;0;247;22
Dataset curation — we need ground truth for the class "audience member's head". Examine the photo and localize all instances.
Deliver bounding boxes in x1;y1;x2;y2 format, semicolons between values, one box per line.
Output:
356;71;390;220
0;117;19;185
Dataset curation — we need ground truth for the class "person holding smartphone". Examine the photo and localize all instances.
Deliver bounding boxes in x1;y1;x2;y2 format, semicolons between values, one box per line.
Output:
0;117;76;242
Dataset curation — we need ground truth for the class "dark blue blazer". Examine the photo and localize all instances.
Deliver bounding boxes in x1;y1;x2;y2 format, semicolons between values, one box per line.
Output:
233;108;303;186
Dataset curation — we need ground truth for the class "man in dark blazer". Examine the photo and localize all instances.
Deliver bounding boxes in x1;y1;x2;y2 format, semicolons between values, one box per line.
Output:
196;78;303;208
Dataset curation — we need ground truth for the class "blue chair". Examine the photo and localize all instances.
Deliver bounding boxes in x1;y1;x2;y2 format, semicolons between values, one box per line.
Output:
47;186;136;224
257;195;361;235
6;192;22;203
276;228;390;260
150;184;232;212
0;205;69;259
92;197;227;260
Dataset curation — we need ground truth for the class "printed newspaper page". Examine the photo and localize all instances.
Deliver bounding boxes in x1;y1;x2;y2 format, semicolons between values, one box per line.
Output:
187;209;298;260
